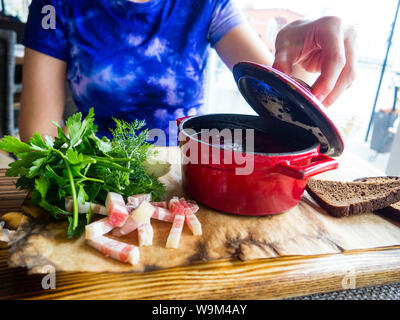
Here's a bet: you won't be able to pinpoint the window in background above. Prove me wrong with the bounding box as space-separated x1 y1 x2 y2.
266 18 278 44
2 0 29 22
206 0 400 175
205 6 303 115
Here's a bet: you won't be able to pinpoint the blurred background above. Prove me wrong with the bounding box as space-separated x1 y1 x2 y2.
1 0 400 175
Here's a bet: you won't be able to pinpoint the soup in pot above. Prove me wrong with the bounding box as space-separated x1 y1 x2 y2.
194 129 297 154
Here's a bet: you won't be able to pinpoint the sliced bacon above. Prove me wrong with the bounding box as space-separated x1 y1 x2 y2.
130 201 155 224
151 206 175 222
165 213 185 249
180 198 202 236
112 201 154 237
127 194 151 208
111 218 139 237
185 199 199 214
165 198 186 248
85 217 115 240
87 235 140 265
65 197 107 215
106 192 129 227
86 194 201 255
184 212 202 236
169 197 184 215
150 201 168 209
137 223 153 246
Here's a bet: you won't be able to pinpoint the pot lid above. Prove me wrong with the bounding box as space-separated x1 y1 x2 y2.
233 62 344 157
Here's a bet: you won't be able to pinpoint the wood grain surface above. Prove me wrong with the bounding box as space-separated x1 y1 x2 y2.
1 244 400 300
0 169 27 215
1 150 400 300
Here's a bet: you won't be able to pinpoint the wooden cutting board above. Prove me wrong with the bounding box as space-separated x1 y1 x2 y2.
1 147 400 299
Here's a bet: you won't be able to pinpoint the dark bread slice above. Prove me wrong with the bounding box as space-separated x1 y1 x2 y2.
353 176 400 221
353 176 400 183
377 202 400 221
305 178 400 217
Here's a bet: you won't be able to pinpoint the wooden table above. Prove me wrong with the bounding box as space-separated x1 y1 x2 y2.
1 151 400 300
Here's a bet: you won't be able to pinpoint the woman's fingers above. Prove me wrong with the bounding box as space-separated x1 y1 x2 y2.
311 17 347 102
321 59 357 107
311 48 346 102
272 16 357 107
272 21 304 75
272 44 300 75
321 27 358 106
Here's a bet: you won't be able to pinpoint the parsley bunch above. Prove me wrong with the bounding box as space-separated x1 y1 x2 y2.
0 108 165 238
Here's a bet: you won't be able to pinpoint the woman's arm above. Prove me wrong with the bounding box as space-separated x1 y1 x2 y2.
214 23 274 71
19 48 67 142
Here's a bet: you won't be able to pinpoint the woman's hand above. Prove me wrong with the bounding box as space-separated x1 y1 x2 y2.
272 16 358 107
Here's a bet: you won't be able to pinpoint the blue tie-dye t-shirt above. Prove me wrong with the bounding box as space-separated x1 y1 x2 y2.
23 0 245 144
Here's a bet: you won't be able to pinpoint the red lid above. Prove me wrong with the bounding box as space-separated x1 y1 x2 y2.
233 62 344 157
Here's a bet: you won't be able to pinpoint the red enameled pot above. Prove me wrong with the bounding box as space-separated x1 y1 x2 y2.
177 62 344 216
177 114 338 216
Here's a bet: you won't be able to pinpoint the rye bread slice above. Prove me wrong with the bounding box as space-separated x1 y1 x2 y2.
305 178 400 217
376 202 400 221
353 176 400 183
353 176 400 221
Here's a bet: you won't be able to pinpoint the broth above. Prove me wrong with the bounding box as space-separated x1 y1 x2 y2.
182 114 319 155
195 129 296 154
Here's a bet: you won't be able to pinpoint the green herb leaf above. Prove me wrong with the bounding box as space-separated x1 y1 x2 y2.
28 156 47 178
44 135 54 148
85 182 102 202
44 164 65 188
29 132 50 151
65 149 84 165
0 136 32 157
5 151 47 177
39 199 71 219
66 107 97 147
67 215 86 239
77 184 88 205
86 204 93 225
52 121 69 149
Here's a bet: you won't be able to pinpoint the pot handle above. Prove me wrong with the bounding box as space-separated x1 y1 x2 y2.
275 154 338 180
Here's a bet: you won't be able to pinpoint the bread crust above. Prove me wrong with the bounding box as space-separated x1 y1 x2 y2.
353 177 400 221
306 178 400 217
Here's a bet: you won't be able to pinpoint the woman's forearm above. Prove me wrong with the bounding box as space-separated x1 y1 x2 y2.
19 48 66 142
214 23 274 71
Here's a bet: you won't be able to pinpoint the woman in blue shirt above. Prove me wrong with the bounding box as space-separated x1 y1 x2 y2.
19 0 357 144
